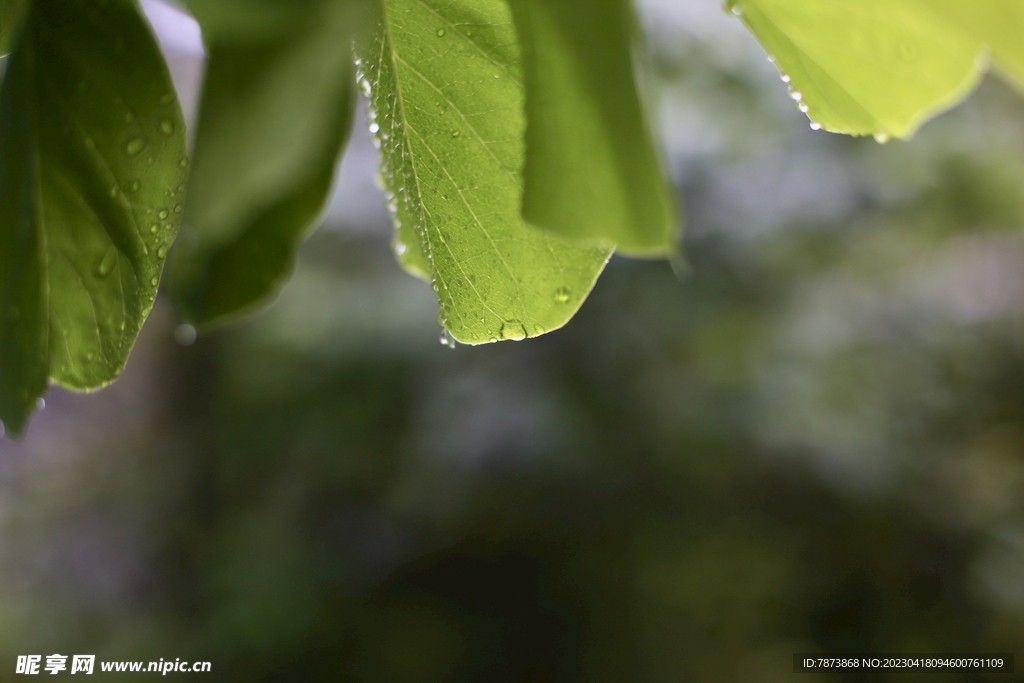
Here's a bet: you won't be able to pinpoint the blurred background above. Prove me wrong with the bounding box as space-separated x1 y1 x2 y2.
2 1 1024 680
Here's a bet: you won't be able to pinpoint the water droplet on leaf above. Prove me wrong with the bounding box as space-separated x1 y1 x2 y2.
126 137 146 156
95 249 116 277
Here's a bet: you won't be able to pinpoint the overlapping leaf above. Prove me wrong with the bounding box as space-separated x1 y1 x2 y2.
171 0 357 327
358 0 612 344
0 0 187 436
509 0 677 256
731 0 1024 139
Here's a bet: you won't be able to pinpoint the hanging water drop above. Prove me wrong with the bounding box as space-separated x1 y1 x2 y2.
439 329 456 348
810 122 821 130
175 324 197 346
781 74 790 83
873 131 890 143
395 241 407 255
798 102 809 113
789 90 802 101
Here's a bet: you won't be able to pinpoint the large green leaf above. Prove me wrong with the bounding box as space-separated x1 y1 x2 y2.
0 0 27 54
509 0 677 256
730 0 1024 139
0 0 187 437
357 0 612 344
170 0 357 327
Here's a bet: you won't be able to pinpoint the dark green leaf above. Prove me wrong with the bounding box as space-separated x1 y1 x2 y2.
509 0 677 256
0 0 187 437
169 0 357 327
0 0 27 54
358 0 612 344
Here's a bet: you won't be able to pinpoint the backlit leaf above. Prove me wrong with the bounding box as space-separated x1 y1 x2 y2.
731 0 1024 139
357 0 612 344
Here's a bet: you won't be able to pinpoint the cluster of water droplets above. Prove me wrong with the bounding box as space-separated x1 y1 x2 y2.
355 52 449 339
759 58 822 131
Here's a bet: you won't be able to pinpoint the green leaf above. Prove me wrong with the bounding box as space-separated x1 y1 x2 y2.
0 0 27 54
357 0 612 344
731 0 1024 139
169 0 357 327
184 0 312 43
0 0 187 437
509 0 677 256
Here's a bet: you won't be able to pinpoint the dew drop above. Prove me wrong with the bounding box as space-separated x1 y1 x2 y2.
160 120 175 136
789 90 802 101
150 276 159 286
781 74 790 83
160 93 174 105
125 111 136 123
179 158 188 169
36 398 45 410
95 249 117 278
437 28 446 36
554 287 570 303
798 102 809 113
126 137 146 156
873 131 890 143
451 130 460 138
499 321 527 341
173 203 183 213
175 324 197 346
150 224 159 234
731 5 743 15
108 184 119 198
158 209 169 219
157 246 168 258
129 180 141 192
395 241 407 255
